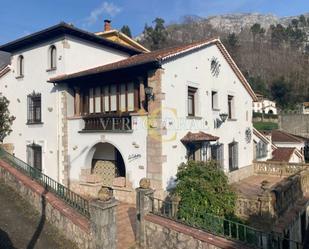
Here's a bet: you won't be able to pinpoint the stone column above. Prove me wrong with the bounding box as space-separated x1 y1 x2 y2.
136 178 154 248
90 196 118 249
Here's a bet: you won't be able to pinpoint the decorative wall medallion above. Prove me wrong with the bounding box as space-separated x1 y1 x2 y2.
245 127 252 143
210 57 221 77
48 107 53 112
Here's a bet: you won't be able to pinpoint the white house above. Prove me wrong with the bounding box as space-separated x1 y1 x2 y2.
253 128 304 163
253 128 275 161
253 93 277 115
0 22 141 185
302 102 309 114
0 23 257 202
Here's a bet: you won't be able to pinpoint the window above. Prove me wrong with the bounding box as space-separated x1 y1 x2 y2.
211 91 219 110
76 82 139 115
228 141 238 171
27 92 41 124
186 142 209 162
211 143 224 169
188 87 197 116
49 45 57 69
255 141 267 159
17 55 24 77
27 144 42 171
228 95 235 119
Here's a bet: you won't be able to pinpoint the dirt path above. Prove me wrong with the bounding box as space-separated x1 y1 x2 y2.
0 179 78 249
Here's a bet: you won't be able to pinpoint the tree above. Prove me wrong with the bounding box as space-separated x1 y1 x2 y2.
250 23 265 44
0 95 14 142
120 25 132 38
299 15 307 27
142 17 168 50
174 160 236 223
270 77 291 108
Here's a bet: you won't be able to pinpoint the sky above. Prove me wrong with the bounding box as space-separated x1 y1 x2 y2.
0 0 309 44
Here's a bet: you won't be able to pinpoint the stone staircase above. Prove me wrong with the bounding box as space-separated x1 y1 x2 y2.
116 202 136 249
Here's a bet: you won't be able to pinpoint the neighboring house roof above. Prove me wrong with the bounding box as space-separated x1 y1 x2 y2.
181 131 219 143
268 147 296 162
0 51 10 70
49 38 257 101
0 22 142 55
96 29 150 52
0 66 10 78
272 130 305 144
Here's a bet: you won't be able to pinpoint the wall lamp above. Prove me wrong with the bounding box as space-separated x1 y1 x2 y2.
145 86 155 101
216 113 228 128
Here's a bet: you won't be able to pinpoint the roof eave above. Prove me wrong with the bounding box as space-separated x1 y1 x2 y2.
49 60 161 84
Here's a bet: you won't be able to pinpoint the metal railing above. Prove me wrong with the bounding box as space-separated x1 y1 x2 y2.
150 196 303 249
0 148 90 218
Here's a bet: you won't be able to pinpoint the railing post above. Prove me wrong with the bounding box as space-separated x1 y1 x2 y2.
136 178 154 249
89 187 118 249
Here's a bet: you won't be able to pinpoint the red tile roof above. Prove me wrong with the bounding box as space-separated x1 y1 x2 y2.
272 130 305 143
268 147 296 162
49 38 257 101
181 131 219 143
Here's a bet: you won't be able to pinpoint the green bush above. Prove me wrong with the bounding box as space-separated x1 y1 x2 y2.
174 160 236 224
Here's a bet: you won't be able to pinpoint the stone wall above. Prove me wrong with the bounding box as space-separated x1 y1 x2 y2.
0 160 92 249
146 69 166 192
279 114 309 138
228 164 253 183
144 214 251 249
0 159 118 249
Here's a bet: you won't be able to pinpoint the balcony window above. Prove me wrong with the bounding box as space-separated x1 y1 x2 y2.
76 82 139 116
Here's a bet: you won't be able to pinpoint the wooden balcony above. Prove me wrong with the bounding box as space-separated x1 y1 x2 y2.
81 114 132 132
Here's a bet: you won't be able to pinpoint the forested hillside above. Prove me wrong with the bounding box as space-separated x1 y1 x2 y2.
136 14 309 110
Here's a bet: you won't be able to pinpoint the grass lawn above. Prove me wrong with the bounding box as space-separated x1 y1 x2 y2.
253 122 278 131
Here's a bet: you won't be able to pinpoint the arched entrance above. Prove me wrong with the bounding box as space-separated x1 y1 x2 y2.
90 142 126 187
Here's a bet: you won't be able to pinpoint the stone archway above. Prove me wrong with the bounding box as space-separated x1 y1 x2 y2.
90 142 126 187
88 142 126 188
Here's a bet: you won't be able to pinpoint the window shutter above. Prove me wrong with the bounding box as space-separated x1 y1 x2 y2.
104 86 109 112
89 88 94 113
127 83 134 111
95 87 101 113
120 84 126 112
110 85 117 111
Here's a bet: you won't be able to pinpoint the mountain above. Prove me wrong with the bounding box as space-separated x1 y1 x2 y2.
205 13 279 33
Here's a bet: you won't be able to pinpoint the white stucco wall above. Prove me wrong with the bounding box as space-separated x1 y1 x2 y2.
160 44 254 189
0 35 130 182
66 115 148 188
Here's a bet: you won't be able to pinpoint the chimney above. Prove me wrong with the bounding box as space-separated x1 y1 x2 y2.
104 19 111 32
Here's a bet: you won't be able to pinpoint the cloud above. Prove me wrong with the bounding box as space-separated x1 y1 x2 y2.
85 2 122 26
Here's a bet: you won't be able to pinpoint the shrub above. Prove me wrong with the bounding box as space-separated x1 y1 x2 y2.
174 160 236 225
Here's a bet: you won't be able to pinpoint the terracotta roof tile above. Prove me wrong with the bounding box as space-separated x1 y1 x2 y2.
49 38 257 101
181 131 219 143
272 130 305 143
268 147 295 162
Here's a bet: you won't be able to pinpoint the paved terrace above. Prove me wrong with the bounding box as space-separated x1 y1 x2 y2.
0 179 78 249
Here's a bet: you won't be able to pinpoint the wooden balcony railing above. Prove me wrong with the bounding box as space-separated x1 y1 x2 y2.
82 114 132 132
